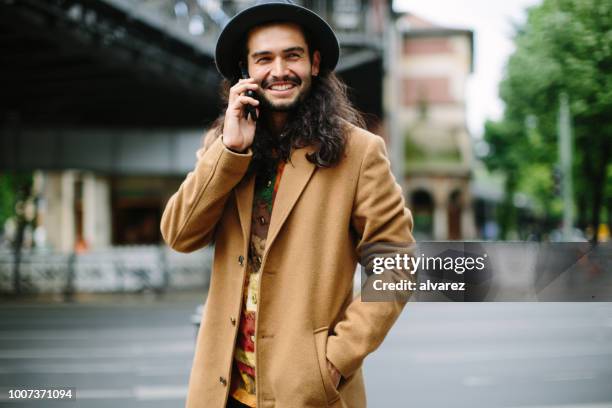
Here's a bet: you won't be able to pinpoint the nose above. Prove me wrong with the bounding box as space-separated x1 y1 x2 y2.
270 56 288 77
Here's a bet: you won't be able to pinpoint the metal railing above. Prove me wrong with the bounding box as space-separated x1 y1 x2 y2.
115 0 386 47
0 245 212 296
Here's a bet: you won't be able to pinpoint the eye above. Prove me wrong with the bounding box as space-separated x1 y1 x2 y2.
256 57 271 63
287 53 301 59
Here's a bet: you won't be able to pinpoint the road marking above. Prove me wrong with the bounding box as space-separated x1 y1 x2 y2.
410 345 612 364
0 362 188 375
544 372 596 382
390 318 612 338
134 385 188 400
72 389 133 400
76 386 188 401
462 376 495 387
506 403 612 408
0 327 193 340
0 341 194 359
0 385 190 401
460 371 598 388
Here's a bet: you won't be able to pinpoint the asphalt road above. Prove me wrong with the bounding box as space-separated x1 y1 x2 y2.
365 302 612 408
1 296 611 407
0 294 199 408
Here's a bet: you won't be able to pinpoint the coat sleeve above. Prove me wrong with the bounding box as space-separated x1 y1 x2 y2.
160 133 252 253
326 134 415 379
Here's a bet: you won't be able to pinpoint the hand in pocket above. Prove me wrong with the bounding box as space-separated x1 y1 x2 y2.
326 359 341 389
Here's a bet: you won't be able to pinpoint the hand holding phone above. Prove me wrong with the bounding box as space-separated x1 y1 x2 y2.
240 62 259 122
221 63 260 152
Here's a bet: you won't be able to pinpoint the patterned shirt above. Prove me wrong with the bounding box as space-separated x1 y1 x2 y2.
230 160 285 407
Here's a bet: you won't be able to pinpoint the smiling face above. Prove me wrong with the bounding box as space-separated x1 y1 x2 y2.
246 22 321 112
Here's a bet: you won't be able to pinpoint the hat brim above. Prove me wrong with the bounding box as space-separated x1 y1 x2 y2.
215 3 340 80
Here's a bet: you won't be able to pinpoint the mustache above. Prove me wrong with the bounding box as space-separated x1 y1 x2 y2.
261 75 301 89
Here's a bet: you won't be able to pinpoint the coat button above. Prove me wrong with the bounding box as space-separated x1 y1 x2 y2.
230 317 236 326
238 255 244 266
219 376 227 386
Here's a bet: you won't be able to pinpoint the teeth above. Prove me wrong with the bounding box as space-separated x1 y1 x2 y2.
270 84 294 91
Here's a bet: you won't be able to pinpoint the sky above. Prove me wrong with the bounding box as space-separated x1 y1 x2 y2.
393 0 542 137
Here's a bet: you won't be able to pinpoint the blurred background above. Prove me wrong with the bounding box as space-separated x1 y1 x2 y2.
0 0 610 407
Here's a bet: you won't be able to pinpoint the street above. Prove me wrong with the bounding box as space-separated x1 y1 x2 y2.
367 302 612 407
1 297 611 407
0 294 199 408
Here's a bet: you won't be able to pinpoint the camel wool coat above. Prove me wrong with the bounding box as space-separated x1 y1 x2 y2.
160 123 415 408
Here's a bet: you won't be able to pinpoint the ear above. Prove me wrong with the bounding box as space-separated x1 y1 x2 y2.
311 50 321 77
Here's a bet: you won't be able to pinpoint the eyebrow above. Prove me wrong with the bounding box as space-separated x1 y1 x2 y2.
250 46 306 58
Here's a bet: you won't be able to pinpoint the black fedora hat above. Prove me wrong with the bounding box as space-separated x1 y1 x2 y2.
215 0 340 80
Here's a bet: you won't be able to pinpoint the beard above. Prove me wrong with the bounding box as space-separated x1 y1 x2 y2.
215 70 357 178
259 95 302 112
258 74 311 112
246 73 319 177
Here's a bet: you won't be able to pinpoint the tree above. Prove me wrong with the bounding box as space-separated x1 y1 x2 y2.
0 172 34 294
484 0 611 242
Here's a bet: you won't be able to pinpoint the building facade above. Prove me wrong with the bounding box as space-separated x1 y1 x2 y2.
396 13 476 240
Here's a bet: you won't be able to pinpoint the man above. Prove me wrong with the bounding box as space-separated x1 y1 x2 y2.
160 1 415 407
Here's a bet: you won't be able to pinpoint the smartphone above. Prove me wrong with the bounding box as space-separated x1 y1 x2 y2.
239 62 258 121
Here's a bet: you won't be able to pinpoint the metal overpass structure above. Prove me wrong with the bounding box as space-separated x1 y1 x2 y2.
1 0 390 174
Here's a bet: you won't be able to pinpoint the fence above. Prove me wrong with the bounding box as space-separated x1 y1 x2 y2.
0 245 212 295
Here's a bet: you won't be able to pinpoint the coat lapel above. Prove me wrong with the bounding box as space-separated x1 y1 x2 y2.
265 146 317 255
235 174 255 242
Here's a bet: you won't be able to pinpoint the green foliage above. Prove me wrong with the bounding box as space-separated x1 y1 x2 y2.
404 133 462 164
404 135 426 160
0 173 34 233
518 163 556 217
484 0 611 240
0 175 14 229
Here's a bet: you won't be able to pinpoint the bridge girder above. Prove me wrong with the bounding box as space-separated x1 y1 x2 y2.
0 0 385 132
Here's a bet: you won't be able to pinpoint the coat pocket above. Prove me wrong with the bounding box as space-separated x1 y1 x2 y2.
313 327 341 405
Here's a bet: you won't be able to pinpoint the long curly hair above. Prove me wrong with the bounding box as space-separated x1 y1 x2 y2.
208 70 365 176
